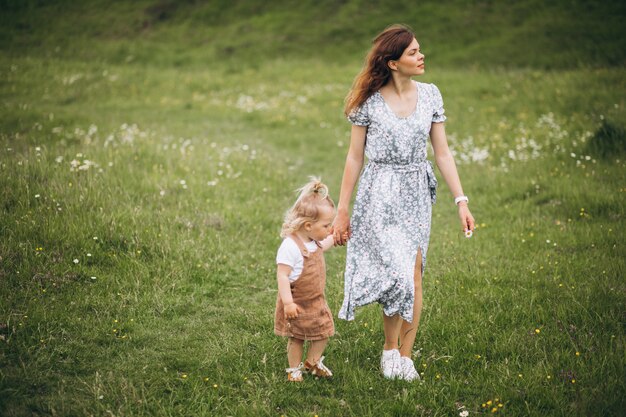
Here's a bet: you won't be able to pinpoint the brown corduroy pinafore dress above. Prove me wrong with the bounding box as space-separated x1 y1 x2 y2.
274 235 335 341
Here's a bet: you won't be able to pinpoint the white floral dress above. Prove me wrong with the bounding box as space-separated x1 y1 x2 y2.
338 81 446 323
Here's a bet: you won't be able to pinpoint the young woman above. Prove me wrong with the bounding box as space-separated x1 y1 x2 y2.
333 24 475 381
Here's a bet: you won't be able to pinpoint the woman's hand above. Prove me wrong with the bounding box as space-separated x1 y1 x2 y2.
333 209 351 246
284 302 300 320
457 203 475 233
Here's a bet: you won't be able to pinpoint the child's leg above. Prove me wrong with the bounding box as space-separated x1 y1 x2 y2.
305 338 329 364
304 338 333 377
287 337 304 368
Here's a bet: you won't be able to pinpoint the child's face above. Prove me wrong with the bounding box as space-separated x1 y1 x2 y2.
305 205 335 241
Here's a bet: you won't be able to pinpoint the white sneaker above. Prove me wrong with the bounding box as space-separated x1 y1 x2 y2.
380 349 401 379
399 356 421 382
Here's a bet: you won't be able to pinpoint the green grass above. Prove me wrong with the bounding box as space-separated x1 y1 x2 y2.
1 0 625 69
1 1 626 416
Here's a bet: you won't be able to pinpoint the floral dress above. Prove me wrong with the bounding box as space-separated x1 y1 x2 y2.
338 81 446 323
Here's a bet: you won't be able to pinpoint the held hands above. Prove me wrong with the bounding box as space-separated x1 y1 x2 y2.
332 210 351 246
457 202 475 236
283 302 301 320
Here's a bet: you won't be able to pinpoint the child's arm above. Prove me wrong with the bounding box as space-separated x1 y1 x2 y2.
320 235 335 252
277 263 300 319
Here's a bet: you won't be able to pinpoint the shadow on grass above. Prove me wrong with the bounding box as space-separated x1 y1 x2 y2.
586 120 626 159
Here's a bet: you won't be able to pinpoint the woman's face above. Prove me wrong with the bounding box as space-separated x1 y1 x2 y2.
392 38 425 76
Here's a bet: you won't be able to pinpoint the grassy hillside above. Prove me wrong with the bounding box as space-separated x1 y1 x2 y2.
1 0 625 69
0 1 625 416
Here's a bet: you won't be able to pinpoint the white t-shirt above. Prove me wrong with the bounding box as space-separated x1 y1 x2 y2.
276 235 333 282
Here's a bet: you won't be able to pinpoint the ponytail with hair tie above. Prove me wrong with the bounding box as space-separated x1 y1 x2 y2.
296 177 329 202
280 177 335 238
311 181 329 200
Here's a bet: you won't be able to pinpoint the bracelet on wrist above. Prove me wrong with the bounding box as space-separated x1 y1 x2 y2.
454 195 469 205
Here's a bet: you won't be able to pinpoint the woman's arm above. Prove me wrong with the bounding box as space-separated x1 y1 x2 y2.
334 125 367 245
430 122 475 232
277 264 299 319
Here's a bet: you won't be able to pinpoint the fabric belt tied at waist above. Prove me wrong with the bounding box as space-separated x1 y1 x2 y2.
368 159 438 205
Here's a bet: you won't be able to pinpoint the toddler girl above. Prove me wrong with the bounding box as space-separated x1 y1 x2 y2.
274 177 336 382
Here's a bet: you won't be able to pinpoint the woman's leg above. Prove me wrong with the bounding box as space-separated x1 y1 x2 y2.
381 312 403 379
287 337 304 367
399 249 423 357
306 338 329 363
383 313 403 350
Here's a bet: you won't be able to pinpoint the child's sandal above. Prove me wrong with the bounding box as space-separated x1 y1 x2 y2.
304 356 333 378
286 363 304 382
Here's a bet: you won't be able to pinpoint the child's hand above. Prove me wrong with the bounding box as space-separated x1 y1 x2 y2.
333 211 351 246
284 302 301 320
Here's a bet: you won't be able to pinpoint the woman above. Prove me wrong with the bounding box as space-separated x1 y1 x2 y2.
333 24 475 381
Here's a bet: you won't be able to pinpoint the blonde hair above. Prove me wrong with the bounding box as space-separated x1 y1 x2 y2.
280 177 335 238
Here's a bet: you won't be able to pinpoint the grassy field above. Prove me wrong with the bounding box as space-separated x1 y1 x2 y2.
1 1 625 416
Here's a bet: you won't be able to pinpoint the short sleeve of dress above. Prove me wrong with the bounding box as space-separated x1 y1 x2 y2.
347 100 370 126
431 83 446 123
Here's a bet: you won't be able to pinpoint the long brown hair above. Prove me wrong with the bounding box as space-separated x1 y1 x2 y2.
344 24 416 116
